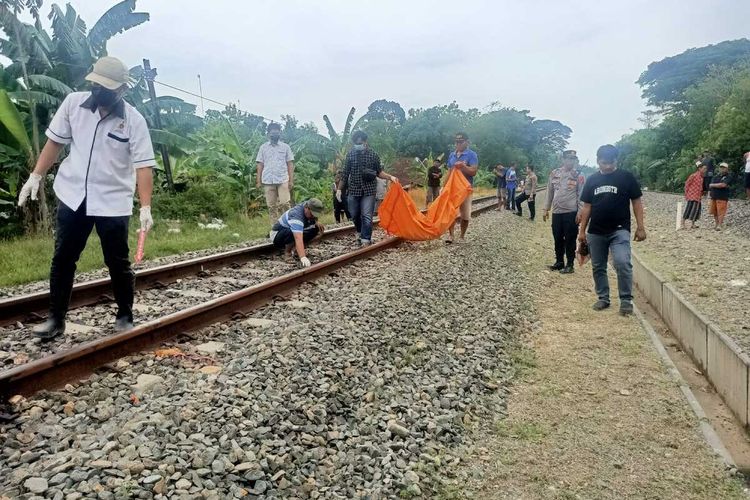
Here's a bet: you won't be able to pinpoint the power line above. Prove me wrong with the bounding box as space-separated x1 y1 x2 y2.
153 79 274 123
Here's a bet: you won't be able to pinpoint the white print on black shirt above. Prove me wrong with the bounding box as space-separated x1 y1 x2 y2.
594 185 618 195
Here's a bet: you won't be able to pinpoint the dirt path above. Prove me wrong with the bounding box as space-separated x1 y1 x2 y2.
447 209 746 499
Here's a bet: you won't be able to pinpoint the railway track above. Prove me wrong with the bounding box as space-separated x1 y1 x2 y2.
0 195 498 403
0 195 496 327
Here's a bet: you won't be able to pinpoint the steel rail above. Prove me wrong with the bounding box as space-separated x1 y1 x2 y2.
0 195 496 326
0 197 500 401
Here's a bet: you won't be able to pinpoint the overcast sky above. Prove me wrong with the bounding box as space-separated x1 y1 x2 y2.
70 0 750 164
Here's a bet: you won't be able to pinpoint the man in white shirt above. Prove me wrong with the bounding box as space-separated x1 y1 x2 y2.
256 123 295 223
17 56 155 340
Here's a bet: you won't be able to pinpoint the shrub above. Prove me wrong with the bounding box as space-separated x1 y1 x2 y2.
152 182 242 220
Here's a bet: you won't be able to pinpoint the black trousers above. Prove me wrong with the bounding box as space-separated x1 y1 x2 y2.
272 226 320 249
515 192 536 219
333 195 350 223
551 211 578 267
50 200 133 322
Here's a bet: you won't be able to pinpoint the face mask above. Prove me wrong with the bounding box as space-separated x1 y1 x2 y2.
269 132 280 142
91 86 121 108
353 144 365 151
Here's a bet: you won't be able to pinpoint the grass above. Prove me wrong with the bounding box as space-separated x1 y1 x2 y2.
0 213 339 288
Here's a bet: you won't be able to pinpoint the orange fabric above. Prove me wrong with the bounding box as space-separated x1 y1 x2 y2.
379 168 472 240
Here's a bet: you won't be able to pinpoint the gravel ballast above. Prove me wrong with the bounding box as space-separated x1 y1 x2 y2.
0 210 530 498
637 191 750 352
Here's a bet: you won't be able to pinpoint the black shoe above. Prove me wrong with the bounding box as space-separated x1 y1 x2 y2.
32 318 66 341
515 212 522 217
114 317 134 332
559 266 574 274
619 302 634 316
548 262 564 271
592 300 610 311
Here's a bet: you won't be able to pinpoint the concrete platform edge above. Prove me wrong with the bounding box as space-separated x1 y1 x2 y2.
634 305 736 469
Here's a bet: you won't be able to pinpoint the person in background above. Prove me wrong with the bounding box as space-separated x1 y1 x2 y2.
543 150 585 274
256 122 295 223
494 163 507 211
446 132 479 243
700 150 715 196
332 170 349 223
338 131 398 246
743 151 750 199
578 145 646 316
425 159 442 208
17 56 155 340
515 164 538 220
270 198 325 267
681 161 706 229
374 176 388 215
505 162 518 211
708 162 733 231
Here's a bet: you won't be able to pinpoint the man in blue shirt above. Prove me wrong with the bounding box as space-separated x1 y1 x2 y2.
446 131 479 243
505 162 518 210
270 198 325 267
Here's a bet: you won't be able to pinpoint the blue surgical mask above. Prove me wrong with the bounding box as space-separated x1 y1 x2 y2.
353 144 365 152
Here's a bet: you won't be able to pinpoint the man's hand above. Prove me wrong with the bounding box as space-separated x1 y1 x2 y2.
542 210 549 222
299 256 311 268
140 206 153 232
634 227 647 242
336 190 342 203
256 178 261 188
288 180 294 190
389 175 399 184
316 222 325 234
577 231 587 243
18 173 42 206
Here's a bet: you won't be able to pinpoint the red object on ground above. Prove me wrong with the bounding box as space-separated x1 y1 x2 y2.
135 229 147 264
379 168 472 241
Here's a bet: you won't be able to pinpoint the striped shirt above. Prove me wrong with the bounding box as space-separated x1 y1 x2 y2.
273 201 316 233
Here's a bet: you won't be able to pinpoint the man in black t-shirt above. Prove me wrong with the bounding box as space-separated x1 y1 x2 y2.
708 162 733 230
701 151 715 194
578 145 647 316
425 159 442 208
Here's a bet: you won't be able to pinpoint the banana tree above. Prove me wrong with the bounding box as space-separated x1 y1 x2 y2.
0 88 49 231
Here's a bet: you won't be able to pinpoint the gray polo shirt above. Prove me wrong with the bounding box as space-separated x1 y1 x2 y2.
256 141 294 185
544 167 584 214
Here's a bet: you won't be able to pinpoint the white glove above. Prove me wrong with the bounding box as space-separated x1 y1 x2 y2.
300 256 311 268
18 173 42 207
139 206 153 232
336 190 342 203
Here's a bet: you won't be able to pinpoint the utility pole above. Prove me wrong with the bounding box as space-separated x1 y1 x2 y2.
197 74 205 115
143 58 174 190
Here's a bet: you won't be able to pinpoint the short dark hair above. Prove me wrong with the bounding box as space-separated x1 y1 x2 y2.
267 122 281 132
351 130 367 143
527 164 535 171
596 144 618 164
455 131 469 141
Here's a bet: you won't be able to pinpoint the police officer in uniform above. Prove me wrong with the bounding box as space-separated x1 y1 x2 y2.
18 56 155 340
543 150 584 274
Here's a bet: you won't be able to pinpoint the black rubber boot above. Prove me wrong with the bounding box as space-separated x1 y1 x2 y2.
32 318 66 341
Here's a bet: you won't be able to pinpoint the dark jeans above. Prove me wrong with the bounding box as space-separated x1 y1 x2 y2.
587 230 633 304
551 211 578 267
348 194 376 242
506 187 516 210
333 195 350 223
50 200 133 322
515 192 535 219
272 225 320 249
